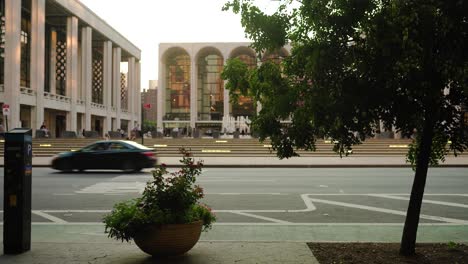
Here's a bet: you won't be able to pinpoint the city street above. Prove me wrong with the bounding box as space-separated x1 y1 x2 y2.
1 167 467 226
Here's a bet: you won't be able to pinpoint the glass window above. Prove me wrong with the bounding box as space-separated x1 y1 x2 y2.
231 54 256 118
165 51 191 121
82 142 109 151
197 53 224 121
109 142 129 150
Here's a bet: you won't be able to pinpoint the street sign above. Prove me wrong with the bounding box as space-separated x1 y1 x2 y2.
143 103 152 109
3 104 10 116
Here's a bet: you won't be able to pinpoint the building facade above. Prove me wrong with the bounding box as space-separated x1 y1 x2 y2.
157 42 290 135
0 0 141 137
142 84 157 123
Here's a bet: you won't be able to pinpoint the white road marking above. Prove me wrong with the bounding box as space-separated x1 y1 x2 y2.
232 212 292 224
307 197 468 224
207 193 284 195
53 193 76 196
76 181 146 194
198 180 276 182
32 211 68 224
368 194 468 208
319 185 328 188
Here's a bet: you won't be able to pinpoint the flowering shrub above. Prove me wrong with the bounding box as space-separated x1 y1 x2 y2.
103 148 216 242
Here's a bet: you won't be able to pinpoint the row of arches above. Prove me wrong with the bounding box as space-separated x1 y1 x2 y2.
161 46 289 122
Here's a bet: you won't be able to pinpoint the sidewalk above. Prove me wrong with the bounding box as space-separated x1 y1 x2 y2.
2 224 467 263
2 155 467 167
0 241 319 264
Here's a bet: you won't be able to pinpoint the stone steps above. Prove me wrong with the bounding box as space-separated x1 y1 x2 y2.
1 138 462 157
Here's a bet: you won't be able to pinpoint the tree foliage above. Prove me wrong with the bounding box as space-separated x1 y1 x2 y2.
222 0 468 162
222 0 468 256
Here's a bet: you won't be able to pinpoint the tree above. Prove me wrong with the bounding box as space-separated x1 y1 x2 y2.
222 0 468 256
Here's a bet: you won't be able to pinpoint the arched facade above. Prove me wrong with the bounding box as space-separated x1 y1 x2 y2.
157 42 292 136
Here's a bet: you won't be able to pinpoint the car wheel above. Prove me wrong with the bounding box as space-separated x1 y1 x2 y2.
121 161 135 173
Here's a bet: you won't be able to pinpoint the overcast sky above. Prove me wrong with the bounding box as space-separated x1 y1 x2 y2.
78 0 279 90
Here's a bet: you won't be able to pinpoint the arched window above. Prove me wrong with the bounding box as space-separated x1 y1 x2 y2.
197 51 223 121
164 49 191 121
231 51 256 118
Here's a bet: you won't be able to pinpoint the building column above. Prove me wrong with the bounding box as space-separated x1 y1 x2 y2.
223 80 230 116
81 27 92 130
136 61 141 126
128 57 135 129
113 47 121 129
31 0 45 130
190 57 196 129
49 29 57 94
66 16 78 132
4 0 22 129
157 58 164 131
103 41 112 134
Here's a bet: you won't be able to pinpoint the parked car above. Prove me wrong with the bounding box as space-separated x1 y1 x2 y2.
51 140 156 172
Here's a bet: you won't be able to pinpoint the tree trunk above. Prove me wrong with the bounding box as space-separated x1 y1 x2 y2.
399 120 434 256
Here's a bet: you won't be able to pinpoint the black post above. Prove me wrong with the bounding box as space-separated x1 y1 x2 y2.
3 128 33 254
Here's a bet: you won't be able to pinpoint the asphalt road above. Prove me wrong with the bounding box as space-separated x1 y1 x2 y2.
1 167 467 225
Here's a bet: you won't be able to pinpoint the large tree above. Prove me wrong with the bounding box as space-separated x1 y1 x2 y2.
222 0 468 256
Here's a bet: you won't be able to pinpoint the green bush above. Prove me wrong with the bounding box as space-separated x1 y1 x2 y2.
103 148 216 242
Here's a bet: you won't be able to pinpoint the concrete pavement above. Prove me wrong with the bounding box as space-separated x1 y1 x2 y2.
2 155 468 167
1 156 467 263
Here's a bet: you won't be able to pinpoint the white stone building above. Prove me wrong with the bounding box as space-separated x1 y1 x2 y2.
157 42 290 135
0 0 141 137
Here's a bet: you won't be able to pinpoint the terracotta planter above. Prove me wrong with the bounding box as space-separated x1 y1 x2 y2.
134 220 203 257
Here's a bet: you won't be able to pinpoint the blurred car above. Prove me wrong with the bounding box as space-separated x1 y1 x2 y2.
51 140 156 172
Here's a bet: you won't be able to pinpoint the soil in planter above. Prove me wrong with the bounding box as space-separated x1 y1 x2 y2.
308 242 468 264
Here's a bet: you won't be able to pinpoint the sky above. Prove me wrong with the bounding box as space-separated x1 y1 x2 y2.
78 0 281 90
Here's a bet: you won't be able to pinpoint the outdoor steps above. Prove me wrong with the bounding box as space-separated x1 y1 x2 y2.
0 138 465 157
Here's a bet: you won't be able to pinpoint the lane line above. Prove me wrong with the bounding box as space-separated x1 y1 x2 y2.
369 194 468 208
306 193 468 196
231 212 292 224
32 211 68 224
307 197 468 224
206 193 284 195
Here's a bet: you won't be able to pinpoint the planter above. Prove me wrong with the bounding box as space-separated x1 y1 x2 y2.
134 220 203 257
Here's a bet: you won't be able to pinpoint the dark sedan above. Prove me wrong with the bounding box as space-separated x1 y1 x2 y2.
51 140 157 172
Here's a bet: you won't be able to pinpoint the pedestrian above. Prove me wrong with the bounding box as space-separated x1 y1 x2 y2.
40 122 50 138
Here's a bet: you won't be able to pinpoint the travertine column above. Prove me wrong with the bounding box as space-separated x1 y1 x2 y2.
81 27 92 130
113 47 121 129
103 41 112 133
223 58 230 118
49 29 57 94
66 16 78 132
136 61 141 126
190 57 196 128
31 0 45 130
128 57 136 128
4 0 22 129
